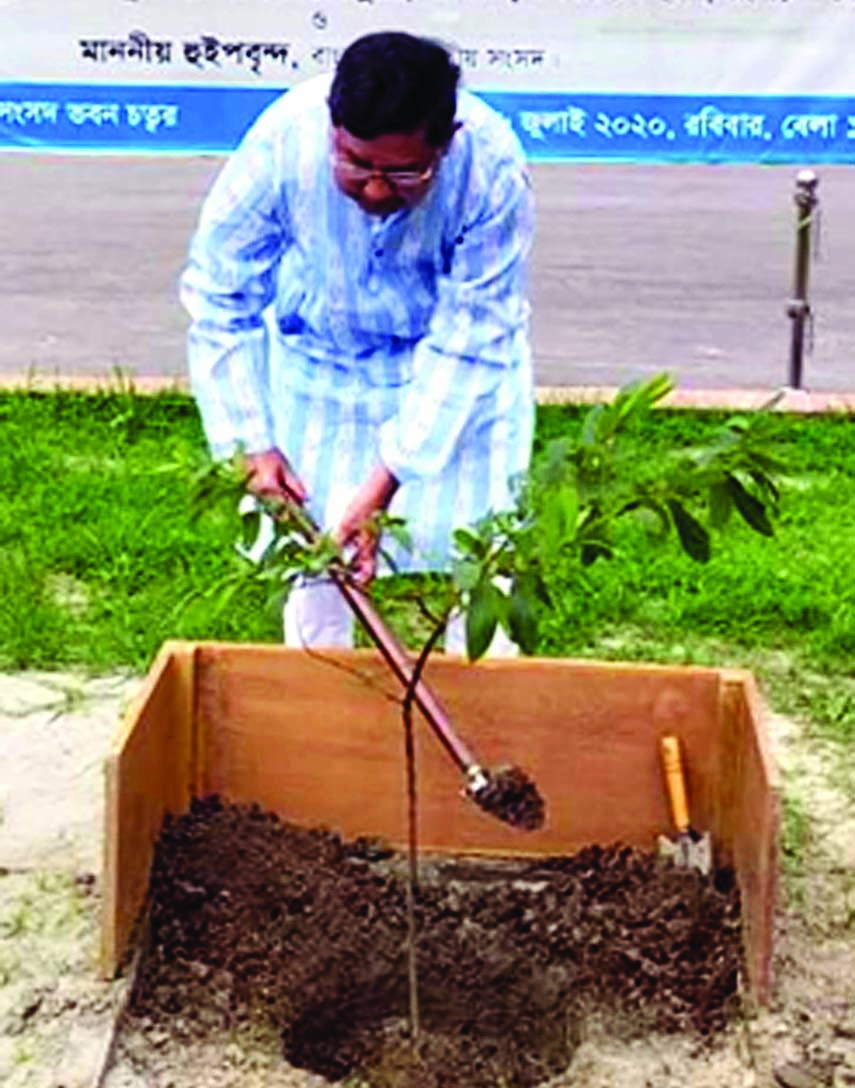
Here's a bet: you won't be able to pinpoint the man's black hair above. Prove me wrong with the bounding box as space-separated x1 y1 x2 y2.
329 32 460 147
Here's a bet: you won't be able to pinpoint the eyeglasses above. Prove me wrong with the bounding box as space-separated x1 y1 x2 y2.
331 155 434 192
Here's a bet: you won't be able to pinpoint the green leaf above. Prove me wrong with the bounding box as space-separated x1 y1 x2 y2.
382 518 413 553
749 469 780 506
666 499 711 563
313 532 341 563
620 496 670 537
508 582 539 655
451 557 481 593
302 554 330 576
612 372 674 425
465 580 501 660
558 483 579 541
643 372 676 407
453 527 487 559
726 476 774 536
540 481 578 557
708 479 732 529
748 451 788 476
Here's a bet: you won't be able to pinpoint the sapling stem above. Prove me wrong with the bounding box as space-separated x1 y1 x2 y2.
401 617 448 1046
402 703 420 1042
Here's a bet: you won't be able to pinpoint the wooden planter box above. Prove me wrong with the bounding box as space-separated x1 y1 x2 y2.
103 640 780 1003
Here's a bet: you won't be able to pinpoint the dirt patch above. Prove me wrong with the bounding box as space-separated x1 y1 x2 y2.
0 671 138 1088
120 796 742 1087
753 714 855 1088
0 869 121 1087
0 671 137 873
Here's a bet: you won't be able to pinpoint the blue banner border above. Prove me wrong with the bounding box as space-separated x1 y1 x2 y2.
2 82 855 163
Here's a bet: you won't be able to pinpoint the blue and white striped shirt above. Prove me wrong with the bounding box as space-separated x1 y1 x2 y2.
181 76 534 567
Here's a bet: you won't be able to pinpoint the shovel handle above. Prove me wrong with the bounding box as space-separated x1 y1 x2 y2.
660 735 690 834
238 490 480 776
331 571 478 775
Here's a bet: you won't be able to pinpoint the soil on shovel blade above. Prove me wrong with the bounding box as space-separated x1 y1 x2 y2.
126 796 743 1087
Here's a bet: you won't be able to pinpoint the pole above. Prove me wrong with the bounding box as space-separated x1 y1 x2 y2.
787 170 819 390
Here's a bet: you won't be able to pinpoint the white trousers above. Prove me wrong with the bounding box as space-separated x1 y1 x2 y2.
284 578 519 658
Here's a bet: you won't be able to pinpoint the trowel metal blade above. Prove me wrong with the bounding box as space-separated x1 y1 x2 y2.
657 831 713 875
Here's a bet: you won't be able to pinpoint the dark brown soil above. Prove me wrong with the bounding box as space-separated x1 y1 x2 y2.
128 796 743 1087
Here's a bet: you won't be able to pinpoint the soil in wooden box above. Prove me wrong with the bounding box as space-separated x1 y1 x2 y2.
126 796 743 1087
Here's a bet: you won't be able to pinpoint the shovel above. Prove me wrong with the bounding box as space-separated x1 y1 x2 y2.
657 734 712 874
238 493 546 831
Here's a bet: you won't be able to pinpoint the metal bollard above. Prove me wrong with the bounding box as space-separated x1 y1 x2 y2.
786 169 819 389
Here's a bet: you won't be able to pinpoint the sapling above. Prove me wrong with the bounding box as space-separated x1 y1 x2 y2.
193 372 786 1045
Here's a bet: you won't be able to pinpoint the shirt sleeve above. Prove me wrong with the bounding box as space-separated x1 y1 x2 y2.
180 128 291 460
378 151 534 484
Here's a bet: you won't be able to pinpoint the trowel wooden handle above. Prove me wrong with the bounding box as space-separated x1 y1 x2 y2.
661 735 690 833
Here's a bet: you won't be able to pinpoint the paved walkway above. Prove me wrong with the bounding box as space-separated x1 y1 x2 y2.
2 154 855 395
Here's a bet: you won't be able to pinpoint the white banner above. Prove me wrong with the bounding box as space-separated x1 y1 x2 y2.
1 0 855 95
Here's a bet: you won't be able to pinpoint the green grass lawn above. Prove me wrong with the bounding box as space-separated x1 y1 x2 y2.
1 388 853 748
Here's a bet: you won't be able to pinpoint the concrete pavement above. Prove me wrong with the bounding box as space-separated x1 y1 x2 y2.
2 154 855 393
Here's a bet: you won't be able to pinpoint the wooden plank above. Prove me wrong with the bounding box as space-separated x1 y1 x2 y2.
195 644 724 857
101 641 196 977
719 671 780 1005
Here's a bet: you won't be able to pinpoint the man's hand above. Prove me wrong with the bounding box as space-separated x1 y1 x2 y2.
243 448 307 507
334 464 399 585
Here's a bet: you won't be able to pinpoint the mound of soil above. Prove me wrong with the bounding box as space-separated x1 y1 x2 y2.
128 796 742 1087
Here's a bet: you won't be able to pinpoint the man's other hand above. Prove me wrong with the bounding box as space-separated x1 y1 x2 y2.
243 448 307 506
334 464 400 585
